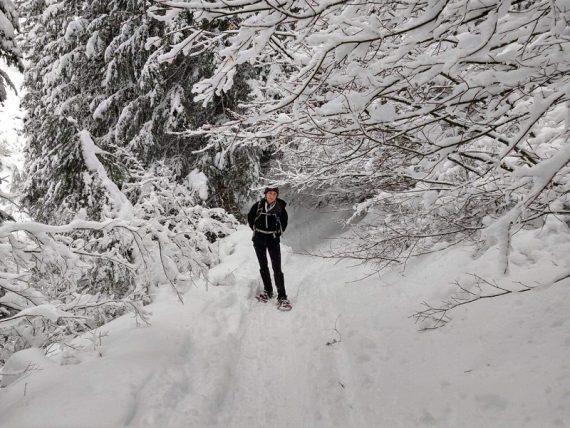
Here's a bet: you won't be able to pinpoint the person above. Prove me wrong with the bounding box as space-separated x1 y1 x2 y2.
247 186 291 310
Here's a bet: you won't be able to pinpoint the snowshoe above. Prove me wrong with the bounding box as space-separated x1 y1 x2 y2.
256 292 272 303
277 299 292 311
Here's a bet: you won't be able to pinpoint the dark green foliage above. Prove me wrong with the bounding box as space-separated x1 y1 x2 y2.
20 0 260 223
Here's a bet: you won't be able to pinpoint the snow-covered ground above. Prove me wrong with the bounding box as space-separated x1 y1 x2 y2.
0 208 569 428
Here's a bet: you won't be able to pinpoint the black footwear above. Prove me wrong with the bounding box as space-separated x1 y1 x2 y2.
256 292 273 303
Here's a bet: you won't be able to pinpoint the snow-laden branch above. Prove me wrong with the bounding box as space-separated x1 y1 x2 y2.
1 148 238 366
412 274 533 330
0 0 23 102
154 0 570 268
79 130 133 220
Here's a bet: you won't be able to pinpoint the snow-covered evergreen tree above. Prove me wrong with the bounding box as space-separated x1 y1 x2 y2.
20 0 258 223
0 0 22 103
0 0 22 225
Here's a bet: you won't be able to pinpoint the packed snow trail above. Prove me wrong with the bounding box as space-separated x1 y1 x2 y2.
125 228 378 428
1 217 570 427
219 259 373 428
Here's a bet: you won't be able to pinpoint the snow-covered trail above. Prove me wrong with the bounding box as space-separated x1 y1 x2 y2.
125 229 380 428
1 222 570 428
219 256 373 428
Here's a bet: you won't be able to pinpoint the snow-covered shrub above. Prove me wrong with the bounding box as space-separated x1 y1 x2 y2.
0 136 238 365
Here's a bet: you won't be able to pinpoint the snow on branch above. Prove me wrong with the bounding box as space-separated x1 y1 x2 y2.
79 130 133 220
155 0 570 269
412 274 533 331
0 152 238 366
0 0 23 102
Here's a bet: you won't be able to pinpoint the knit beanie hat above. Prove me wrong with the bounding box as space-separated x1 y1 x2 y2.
264 186 279 195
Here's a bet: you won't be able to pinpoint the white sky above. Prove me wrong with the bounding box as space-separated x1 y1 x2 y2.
0 59 25 185
0 59 23 136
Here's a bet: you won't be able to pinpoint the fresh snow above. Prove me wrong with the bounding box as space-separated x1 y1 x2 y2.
1 207 569 427
188 168 209 201
79 130 133 220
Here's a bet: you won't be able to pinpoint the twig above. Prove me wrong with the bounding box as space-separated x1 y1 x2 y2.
412 274 533 330
326 315 342 346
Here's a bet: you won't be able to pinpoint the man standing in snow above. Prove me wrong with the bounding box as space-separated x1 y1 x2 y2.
247 187 291 311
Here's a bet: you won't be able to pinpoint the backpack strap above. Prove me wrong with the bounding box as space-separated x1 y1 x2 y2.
253 200 264 224
273 200 283 235
252 201 263 235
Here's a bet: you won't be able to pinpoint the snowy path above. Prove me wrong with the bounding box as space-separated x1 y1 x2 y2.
124 226 385 428
126 239 378 428
1 226 570 427
220 258 372 428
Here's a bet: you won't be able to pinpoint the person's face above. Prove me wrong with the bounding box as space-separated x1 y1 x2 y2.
265 191 277 204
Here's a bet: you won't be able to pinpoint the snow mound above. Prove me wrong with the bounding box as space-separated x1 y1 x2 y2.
1 347 55 388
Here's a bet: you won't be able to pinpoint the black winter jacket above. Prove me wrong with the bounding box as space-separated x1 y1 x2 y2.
247 198 288 235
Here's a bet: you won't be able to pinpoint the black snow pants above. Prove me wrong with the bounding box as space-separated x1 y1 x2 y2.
253 233 287 300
